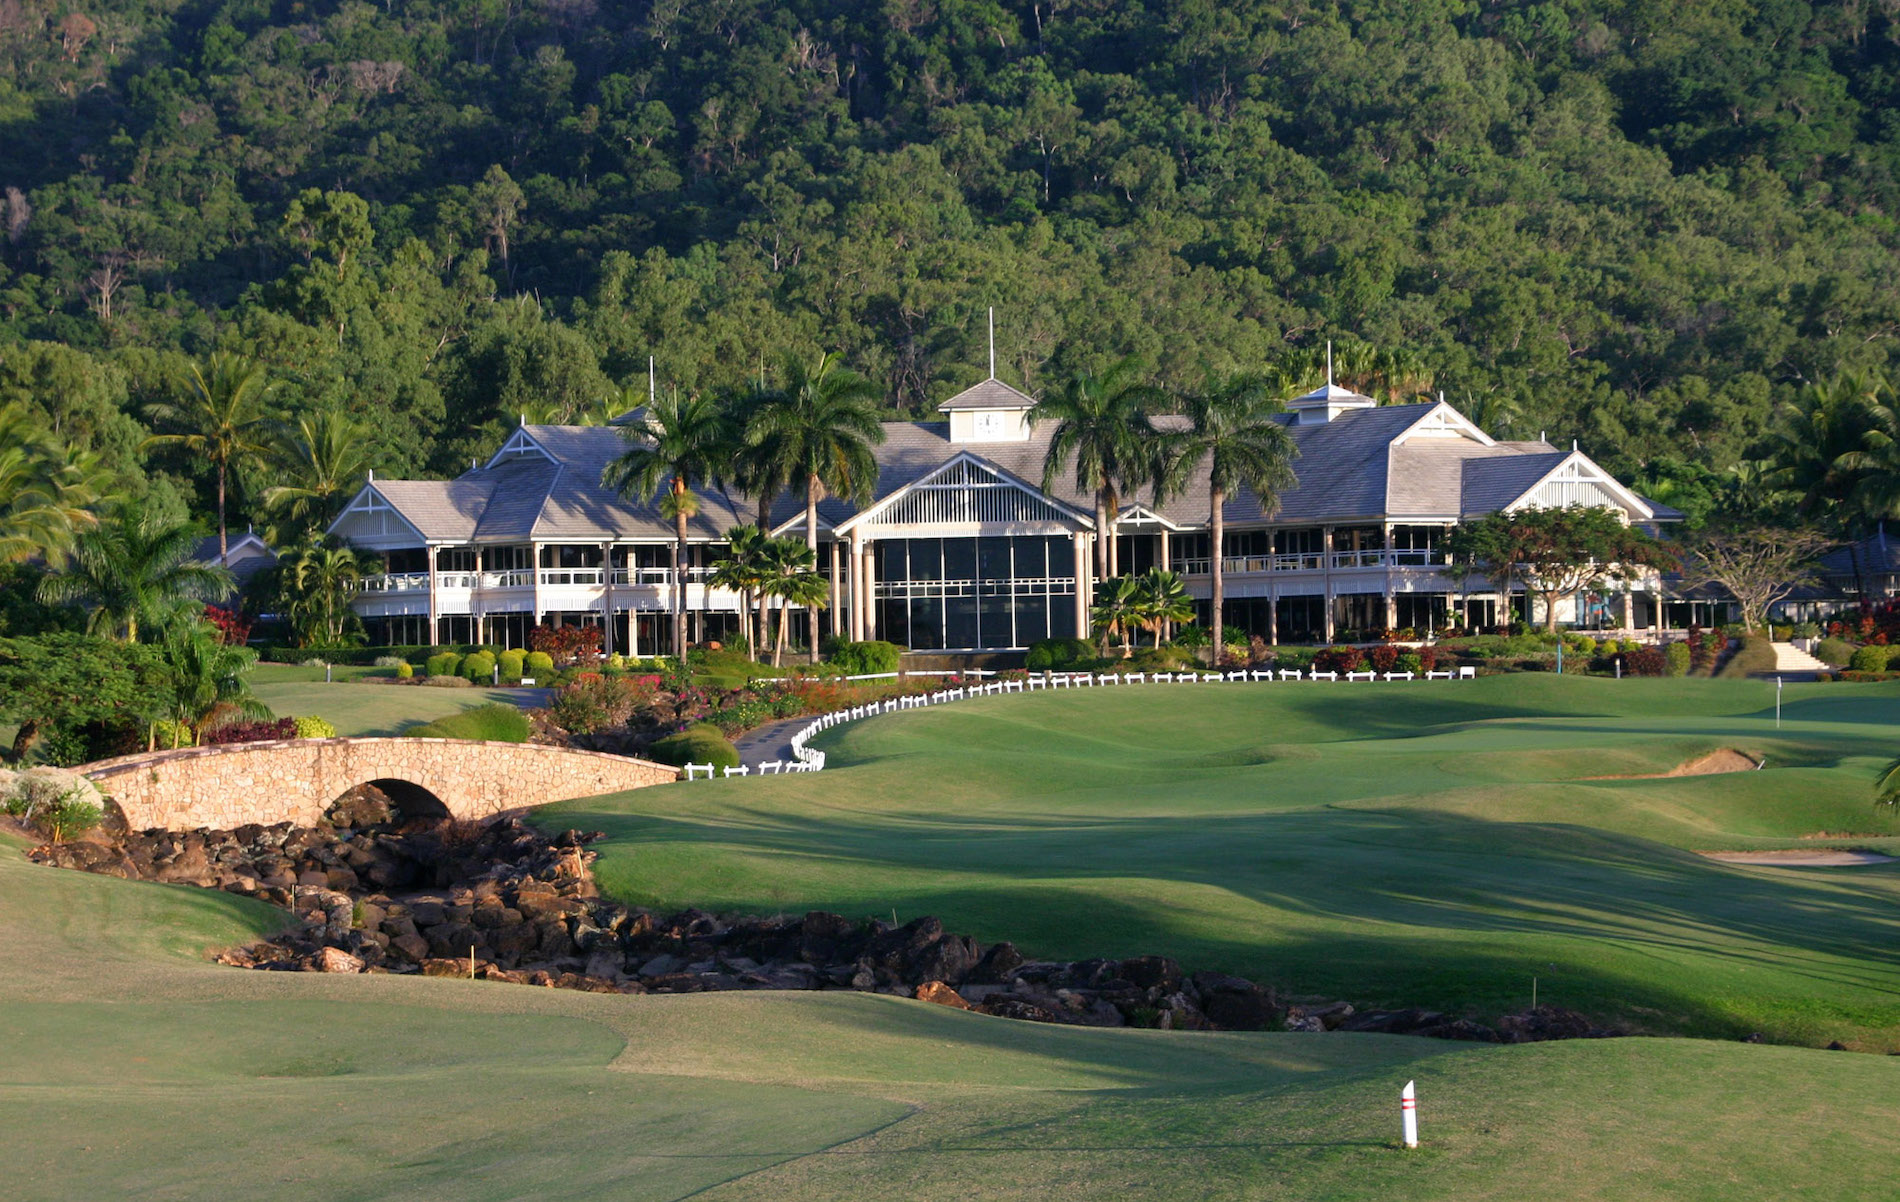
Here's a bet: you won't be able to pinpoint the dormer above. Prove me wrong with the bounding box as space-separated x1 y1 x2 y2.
940 378 1036 443
1286 381 1378 425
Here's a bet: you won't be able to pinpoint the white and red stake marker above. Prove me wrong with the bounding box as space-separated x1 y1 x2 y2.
1401 1080 1419 1148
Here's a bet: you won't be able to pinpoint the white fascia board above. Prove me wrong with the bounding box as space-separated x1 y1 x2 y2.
833 450 1096 535
1504 450 1655 521
1390 400 1496 448
1115 504 1190 531
484 427 557 469
326 482 429 544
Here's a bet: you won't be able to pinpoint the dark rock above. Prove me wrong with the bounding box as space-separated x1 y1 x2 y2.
968 941 1024 984
1337 1009 1450 1036
1495 1006 1607 1043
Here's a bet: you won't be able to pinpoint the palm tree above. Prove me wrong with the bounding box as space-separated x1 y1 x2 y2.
603 389 732 659
262 409 372 541
159 617 268 743
1034 357 1165 581
276 534 370 647
1090 575 1143 657
743 350 885 662
1156 374 1298 661
1767 373 1887 596
756 536 827 667
706 525 771 660
144 352 276 559
38 509 234 642
1132 567 1196 651
0 404 106 565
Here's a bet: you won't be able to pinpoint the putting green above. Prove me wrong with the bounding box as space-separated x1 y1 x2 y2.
546 676 1900 1048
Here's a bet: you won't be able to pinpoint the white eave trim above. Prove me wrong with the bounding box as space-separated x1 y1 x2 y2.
832 450 1097 535
1115 503 1190 531
1389 400 1496 448
1503 450 1655 521
326 482 430 543
485 427 558 468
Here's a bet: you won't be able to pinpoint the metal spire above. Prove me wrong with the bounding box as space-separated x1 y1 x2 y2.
648 355 655 404
988 306 996 379
1326 340 1334 387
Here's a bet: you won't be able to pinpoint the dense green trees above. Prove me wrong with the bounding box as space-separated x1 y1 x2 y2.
38 511 233 642
3 0 1900 537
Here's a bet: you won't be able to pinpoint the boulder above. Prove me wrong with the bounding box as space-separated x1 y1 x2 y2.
315 947 364 973
915 981 972 1010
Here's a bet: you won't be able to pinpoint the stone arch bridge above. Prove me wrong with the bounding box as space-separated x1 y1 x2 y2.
81 738 679 831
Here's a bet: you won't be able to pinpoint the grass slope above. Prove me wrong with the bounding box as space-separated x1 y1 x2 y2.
544 676 1900 1047
2 829 1898 1200
249 667 534 737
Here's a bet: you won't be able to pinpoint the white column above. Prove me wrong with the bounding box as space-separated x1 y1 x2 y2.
426 543 440 646
1322 526 1337 643
530 543 544 649
849 531 865 642
1073 530 1092 640
828 539 841 644
1158 529 1172 641
861 535 878 641
599 541 615 655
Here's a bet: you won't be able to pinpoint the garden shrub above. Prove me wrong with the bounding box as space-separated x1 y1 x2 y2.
524 651 555 677
1312 646 1365 673
649 723 741 770
395 661 413 679
1394 652 1423 674
1025 638 1095 671
1849 644 1894 673
3 768 106 841
1367 645 1401 672
1663 642 1692 677
460 650 498 682
1814 637 1856 667
828 640 903 675
404 704 530 742
201 718 300 745
372 655 405 667
549 674 656 734
421 674 473 688
151 718 195 749
498 648 527 682
292 716 338 739
1623 646 1667 676
425 651 463 677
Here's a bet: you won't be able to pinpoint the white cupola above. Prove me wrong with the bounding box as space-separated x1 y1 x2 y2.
1285 381 1378 425
940 378 1036 442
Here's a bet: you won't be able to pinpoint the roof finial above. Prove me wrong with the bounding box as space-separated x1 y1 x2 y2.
367 469 373 482
1326 340 1334 388
988 306 997 380
518 412 525 428
1438 389 1445 405
1573 439 1579 452
649 354 656 405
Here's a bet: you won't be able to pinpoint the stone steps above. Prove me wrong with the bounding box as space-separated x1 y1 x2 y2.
1771 642 1829 674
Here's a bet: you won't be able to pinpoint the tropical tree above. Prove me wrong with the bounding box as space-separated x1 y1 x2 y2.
143 352 276 559
0 404 105 565
38 510 233 642
755 535 827 667
743 350 884 663
274 534 369 647
1090 574 1144 656
1677 526 1832 633
1441 505 1674 633
262 408 373 541
602 389 731 658
1034 357 1165 580
706 525 771 660
1156 374 1298 661
1131 568 1196 651
0 633 168 764
157 617 268 743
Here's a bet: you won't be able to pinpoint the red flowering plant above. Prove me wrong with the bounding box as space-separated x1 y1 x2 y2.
204 605 251 646
529 623 603 667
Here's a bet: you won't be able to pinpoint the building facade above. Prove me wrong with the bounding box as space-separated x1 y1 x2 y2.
332 377 1676 653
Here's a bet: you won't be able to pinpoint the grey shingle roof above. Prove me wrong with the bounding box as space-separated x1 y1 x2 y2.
368 479 491 541
1458 451 1570 516
937 378 1036 411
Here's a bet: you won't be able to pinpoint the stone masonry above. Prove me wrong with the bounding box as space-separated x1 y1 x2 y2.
81 738 679 830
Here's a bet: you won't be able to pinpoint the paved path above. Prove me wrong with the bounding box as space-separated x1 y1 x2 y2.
731 715 813 769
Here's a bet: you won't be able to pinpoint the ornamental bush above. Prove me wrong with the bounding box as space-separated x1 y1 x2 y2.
649 723 741 770
404 704 530 742
201 718 300 745
421 674 473 688
1849 644 1894 673
151 718 195 749
461 650 497 681
372 655 405 667
828 640 903 675
395 661 413 679
1815 637 1856 667
1312 646 1365 673
293 715 338 739
525 651 555 677
3 767 107 842
1025 637 1094 671
498 648 527 682
1367 644 1401 672
1663 642 1692 677
425 652 463 677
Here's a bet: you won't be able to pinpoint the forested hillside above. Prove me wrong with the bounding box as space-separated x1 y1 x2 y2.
3 0 1899 522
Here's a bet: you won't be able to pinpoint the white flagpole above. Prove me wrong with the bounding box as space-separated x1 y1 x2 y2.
1401 1080 1418 1148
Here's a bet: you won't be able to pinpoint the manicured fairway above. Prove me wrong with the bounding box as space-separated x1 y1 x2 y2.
3 830 1898 1201
249 666 535 736
545 676 1900 1048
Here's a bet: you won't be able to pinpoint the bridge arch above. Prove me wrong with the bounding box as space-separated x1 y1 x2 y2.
81 738 678 831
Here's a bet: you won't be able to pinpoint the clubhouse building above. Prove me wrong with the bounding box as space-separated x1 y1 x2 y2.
330 375 1680 655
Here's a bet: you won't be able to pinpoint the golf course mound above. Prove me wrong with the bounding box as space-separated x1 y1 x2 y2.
1587 748 1762 778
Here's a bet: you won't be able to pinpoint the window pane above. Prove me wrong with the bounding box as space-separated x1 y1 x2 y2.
943 537 976 581
980 594 1014 648
880 540 908 583
1014 536 1045 579
946 594 978 648
1019 593 1052 643
910 597 944 649
1047 536 1074 579
911 539 943 582
978 537 1012 582
877 598 909 647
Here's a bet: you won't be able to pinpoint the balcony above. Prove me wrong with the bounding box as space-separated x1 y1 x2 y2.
361 572 430 594
1174 549 1449 576
611 566 714 586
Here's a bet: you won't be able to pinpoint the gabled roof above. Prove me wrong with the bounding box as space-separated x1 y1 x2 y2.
937 378 1036 411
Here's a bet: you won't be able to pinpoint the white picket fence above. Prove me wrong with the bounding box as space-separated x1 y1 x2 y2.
679 663 1477 781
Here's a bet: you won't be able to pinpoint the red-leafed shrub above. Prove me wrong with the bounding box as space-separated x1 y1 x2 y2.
204 605 251 646
529 623 603 666
1622 647 1667 676
1368 645 1401 672
200 718 299 745
1313 646 1365 673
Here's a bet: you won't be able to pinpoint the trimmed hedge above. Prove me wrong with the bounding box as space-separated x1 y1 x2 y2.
403 704 531 742
827 640 903 675
1815 637 1856 667
461 650 498 681
425 652 463 678
1849 644 1895 673
1663 642 1692 677
1024 637 1096 671
525 650 555 677
262 644 476 666
649 723 741 770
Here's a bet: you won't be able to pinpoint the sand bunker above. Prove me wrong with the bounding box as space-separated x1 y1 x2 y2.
1587 749 1761 779
1700 849 1896 867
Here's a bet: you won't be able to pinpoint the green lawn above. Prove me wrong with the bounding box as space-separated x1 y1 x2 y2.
249 666 536 736
544 676 1900 1048
3 825 1898 1200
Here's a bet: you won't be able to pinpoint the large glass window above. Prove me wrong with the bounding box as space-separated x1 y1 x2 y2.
868 535 1078 650
943 538 976 582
